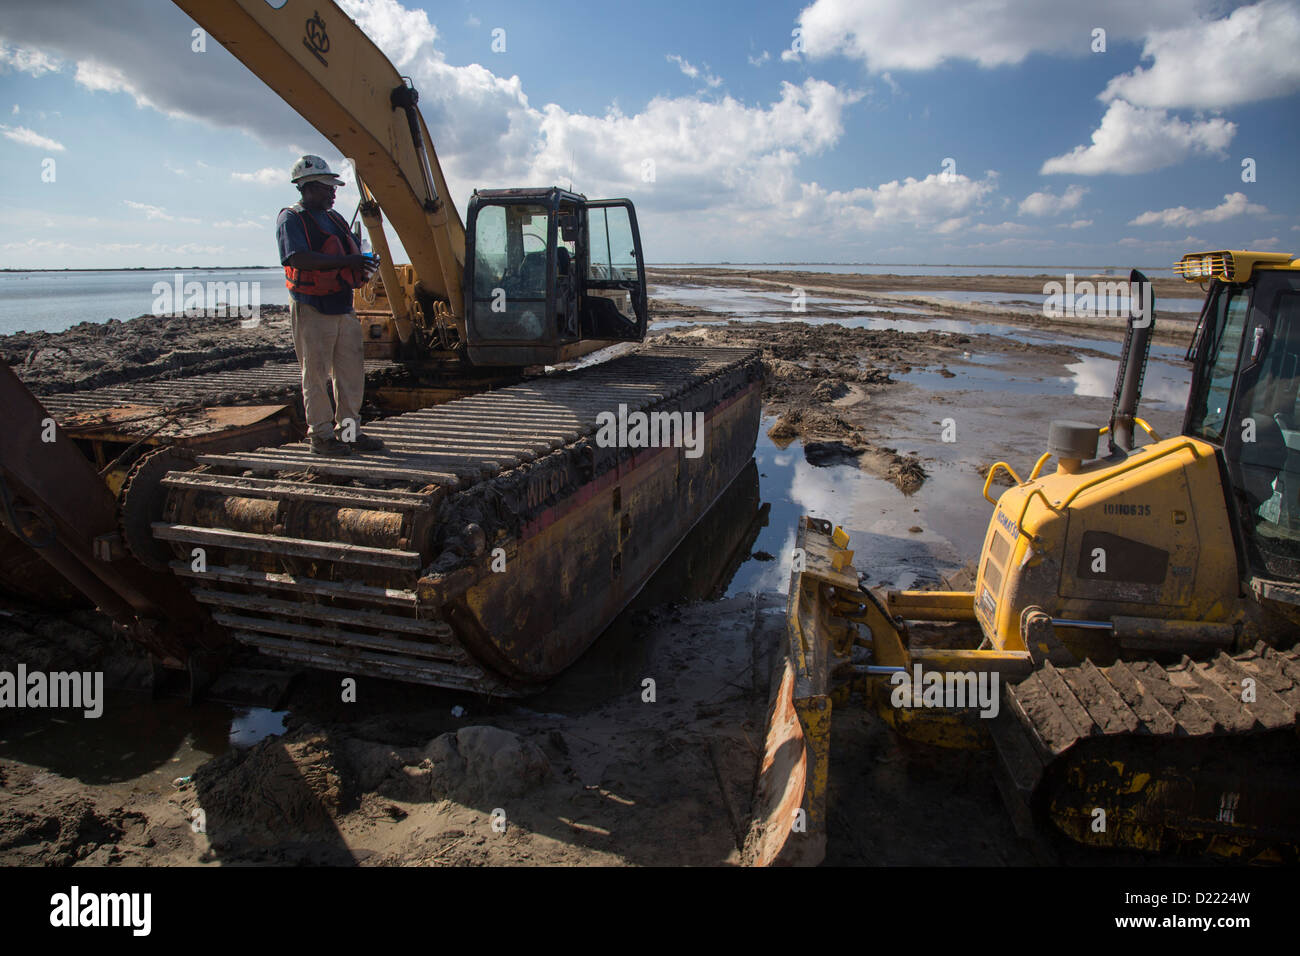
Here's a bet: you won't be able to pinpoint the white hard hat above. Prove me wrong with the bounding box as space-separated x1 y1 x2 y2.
291 155 345 187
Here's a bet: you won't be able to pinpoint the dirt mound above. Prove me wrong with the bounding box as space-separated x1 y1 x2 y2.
191 726 353 847
2 308 294 395
186 723 549 858
767 406 928 493
0 796 149 865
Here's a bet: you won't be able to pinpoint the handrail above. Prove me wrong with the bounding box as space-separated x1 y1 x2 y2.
981 461 1023 504
1027 451 1053 481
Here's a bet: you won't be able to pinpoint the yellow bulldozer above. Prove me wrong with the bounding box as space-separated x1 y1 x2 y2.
749 252 1300 864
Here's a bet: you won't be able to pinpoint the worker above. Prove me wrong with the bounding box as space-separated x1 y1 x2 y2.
277 154 384 456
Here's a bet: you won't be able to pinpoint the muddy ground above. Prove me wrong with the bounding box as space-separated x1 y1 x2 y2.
648 267 1199 344
0 273 1202 866
1 306 295 395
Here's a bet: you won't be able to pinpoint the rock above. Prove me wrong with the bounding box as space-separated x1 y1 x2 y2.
803 440 865 467
811 378 848 402
422 726 549 801
341 739 409 793
766 410 802 441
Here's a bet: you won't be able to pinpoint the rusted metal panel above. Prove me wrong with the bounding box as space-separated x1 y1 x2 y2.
0 363 222 664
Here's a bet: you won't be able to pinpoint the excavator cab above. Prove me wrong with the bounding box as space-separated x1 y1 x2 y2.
1181 252 1300 584
464 187 648 366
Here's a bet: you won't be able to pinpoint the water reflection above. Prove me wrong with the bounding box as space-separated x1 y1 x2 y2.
0 690 288 784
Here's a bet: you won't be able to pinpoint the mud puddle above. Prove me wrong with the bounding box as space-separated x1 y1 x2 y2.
0 694 287 785
650 283 937 317
876 287 1205 315
899 343 1192 411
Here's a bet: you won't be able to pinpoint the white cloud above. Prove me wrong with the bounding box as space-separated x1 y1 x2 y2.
74 59 163 111
0 40 61 76
10 104 17 115
1041 100 1234 175
667 54 722 88
232 166 284 186
789 0 1211 71
0 123 64 151
747 51 771 67
5 0 1018 259
123 200 199 224
1118 234 1206 248
801 171 998 235
1069 219 1093 229
212 219 263 230
1102 0 1300 110
0 1 320 146
1018 184 1087 216
1248 237 1281 248
1129 191 1268 228
972 220 1032 235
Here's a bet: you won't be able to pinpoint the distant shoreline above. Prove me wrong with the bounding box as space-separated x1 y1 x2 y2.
3 261 1174 273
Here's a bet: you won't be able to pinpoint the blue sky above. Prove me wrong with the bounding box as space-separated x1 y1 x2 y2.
1 0 1297 268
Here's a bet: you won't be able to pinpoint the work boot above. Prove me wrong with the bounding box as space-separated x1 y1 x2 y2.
310 434 353 457
346 431 386 452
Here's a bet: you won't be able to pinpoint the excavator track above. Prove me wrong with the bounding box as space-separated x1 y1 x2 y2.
151 345 762 695
993 645 1300 858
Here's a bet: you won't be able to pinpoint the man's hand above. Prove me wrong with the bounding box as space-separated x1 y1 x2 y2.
346 253 380 279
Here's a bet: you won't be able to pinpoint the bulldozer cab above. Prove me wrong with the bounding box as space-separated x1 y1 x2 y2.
464 187 648 366
1181 253 1300 582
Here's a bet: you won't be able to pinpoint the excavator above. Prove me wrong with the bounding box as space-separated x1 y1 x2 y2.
749 251 1300 864
0 0 762 694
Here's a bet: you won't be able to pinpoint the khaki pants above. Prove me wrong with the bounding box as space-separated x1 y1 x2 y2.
290 299 364 438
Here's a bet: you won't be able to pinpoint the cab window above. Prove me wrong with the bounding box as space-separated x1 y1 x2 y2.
1187 286 1251 444
471 202 550 341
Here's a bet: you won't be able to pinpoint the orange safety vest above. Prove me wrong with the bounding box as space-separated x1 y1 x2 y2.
282 204 365 296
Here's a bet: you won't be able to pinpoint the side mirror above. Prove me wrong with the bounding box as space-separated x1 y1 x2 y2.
559 213 578 243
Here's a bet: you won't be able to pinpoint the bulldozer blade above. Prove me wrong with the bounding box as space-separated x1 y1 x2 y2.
744 516 858 866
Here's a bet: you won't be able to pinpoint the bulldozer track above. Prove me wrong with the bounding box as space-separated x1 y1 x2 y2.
995 644 1300 854
1006 646 1300 755
152 345 762 695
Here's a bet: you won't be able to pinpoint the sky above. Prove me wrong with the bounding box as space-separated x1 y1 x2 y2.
0 0 1297 269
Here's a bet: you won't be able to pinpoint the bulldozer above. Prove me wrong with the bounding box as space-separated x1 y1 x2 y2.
0 0 762 695
749 252 1300 864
